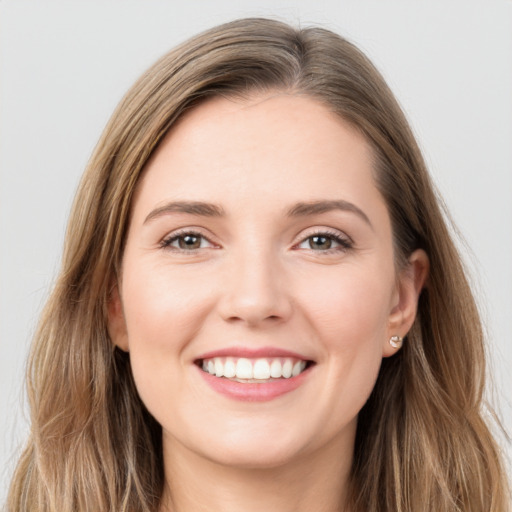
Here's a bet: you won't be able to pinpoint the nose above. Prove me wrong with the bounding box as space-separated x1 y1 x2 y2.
217 248 293 327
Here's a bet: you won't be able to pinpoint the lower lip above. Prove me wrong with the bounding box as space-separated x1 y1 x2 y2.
196 365 312 402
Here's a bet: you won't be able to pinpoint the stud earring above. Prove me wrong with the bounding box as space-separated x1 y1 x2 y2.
389 335 403 349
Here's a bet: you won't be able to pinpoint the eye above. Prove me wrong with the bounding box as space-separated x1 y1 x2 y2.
296 231 353 252
161 230 215 251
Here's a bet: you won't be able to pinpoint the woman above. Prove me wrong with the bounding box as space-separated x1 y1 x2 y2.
6 17 509 512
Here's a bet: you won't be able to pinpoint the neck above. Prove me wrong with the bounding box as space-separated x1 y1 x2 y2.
159 433 354 512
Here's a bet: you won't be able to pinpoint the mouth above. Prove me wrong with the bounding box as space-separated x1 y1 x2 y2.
195 356 314 383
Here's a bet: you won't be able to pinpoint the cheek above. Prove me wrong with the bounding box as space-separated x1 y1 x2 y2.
118 261 221 428
299 261 394 349
119 260 217 394
280 262 394 441
297 261 393 412
122 260 215 346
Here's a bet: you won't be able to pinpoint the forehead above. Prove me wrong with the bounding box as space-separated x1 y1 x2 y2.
134 92 382 216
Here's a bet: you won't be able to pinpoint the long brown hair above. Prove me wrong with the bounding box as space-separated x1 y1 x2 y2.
6 17 510 512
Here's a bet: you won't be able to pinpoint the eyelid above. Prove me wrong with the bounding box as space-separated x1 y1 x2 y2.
158 225 353 253
292 227 354 251
160 227 220 251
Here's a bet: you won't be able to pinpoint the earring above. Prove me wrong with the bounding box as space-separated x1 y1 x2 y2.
389 335 403 349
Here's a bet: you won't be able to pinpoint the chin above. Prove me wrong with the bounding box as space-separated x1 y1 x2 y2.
189 422 319 470
205 442 306 470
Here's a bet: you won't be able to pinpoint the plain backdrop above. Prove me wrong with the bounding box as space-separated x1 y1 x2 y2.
1 0 511 501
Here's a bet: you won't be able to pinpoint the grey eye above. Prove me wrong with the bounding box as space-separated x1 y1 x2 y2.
308 235 333 250
296 231 352 252
163 232 213 251
178 234 203 250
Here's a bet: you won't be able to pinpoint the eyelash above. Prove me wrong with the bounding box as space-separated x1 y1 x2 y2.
294 229 353 254
160 229 216 252
160 229 353 254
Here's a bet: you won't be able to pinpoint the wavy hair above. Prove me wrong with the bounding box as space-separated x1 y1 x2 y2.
6 17 510 512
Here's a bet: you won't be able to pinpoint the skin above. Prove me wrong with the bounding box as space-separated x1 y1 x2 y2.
108 92 428 512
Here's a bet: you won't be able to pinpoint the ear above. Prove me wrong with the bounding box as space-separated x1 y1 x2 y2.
107 284 129 352
383 249 429 357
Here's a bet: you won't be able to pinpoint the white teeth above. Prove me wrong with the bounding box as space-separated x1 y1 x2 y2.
201 356 309 380
214 358 223 377
253 359 270 379
292 360 306 377
223 357 236 378
270 359 282 378
235 358 253 379
282 359 293 378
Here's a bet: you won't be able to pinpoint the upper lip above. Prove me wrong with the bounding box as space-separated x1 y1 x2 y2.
195 346 314 361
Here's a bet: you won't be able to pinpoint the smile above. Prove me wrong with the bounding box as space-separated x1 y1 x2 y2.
194 349 315 401
199 357 309 381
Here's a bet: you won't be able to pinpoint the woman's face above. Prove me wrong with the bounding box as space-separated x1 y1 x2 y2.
109 93 424 469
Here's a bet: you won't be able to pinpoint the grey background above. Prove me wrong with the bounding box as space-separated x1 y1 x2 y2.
1 0 511 500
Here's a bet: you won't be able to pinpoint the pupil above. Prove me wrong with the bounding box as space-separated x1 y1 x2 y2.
311 235 331 250
179 235 200 249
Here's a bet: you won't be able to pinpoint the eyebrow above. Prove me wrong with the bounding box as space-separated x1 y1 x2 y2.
144 201 225 224
143 199 373 229
286 200 373 229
